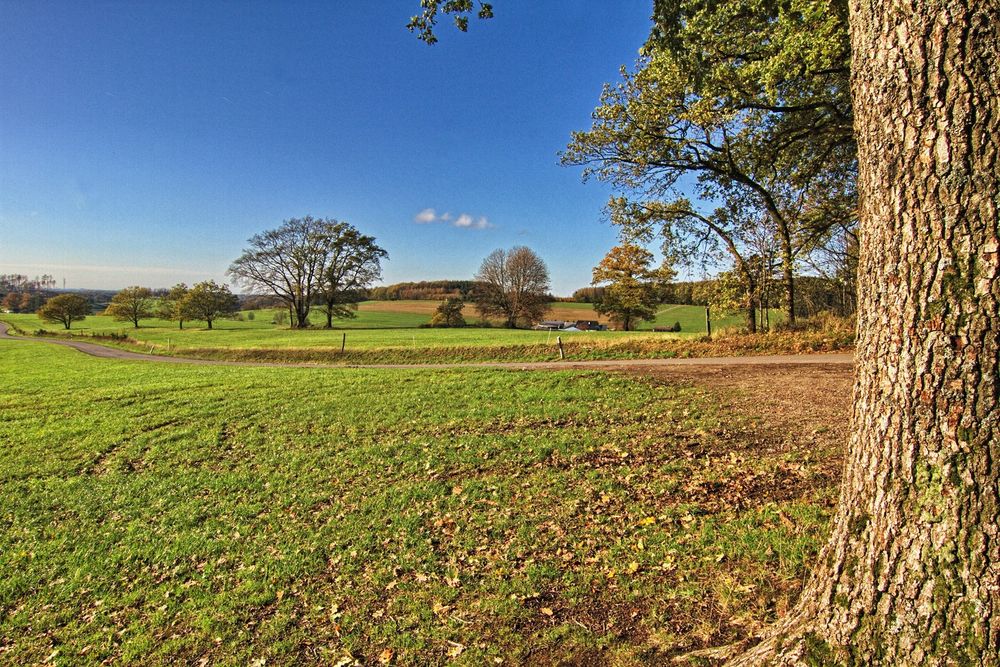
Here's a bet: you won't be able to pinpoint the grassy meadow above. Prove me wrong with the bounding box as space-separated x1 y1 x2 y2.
0 301 792 365
0 338 838 665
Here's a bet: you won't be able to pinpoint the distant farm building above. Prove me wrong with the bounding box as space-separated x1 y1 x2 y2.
533 320 606 331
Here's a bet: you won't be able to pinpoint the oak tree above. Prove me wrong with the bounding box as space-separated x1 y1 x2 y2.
157 283 190 329
37 294 89 329
430 298 466 328
563 0 856 325
106 286 155 328
315 221 387 329
729 2 1000 663
591 243 671 331
178 281 239 330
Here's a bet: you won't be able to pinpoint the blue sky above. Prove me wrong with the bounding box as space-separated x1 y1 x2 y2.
0 1 655 295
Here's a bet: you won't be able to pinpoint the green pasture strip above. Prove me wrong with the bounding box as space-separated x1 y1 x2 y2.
0 303 808 366
2 302 749 341
0 339 833 665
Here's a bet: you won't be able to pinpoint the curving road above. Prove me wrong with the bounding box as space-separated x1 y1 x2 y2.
0 321 853 370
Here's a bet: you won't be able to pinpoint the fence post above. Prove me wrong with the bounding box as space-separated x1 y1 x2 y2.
557 335 565 360
705 305 712 338
341 332 346 353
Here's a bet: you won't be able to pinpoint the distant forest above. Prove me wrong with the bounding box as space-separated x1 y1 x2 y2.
0 274 117 314
369 280 478 301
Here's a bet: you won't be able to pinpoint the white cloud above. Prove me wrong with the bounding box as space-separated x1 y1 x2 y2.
414 208 438 224
413 209 493 230
459 215 492 229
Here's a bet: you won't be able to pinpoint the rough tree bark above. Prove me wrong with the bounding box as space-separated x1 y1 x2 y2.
726 2 999 664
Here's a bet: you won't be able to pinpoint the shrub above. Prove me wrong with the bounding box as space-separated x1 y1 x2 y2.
671 321 682 332
774 311 855 335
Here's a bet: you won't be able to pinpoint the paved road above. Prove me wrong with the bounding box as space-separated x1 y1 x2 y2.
0 321 854 370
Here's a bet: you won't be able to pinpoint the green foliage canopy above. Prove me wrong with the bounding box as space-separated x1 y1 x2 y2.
430 298 467 328
591 243 672 331
407 0 494 44
157 283 190 329
315 222 387 329
179 281 240 330
563 0 856 324
37 294 90 330
106 286 155 328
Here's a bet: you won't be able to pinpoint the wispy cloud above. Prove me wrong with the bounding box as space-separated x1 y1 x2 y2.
413 208 493 229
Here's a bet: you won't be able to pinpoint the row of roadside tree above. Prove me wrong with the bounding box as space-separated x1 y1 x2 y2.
35 281 239 330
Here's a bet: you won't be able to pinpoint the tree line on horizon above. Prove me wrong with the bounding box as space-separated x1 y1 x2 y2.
5 255 856 333
30 281 241 330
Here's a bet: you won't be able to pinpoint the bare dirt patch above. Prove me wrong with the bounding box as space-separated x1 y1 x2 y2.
631 363 853 458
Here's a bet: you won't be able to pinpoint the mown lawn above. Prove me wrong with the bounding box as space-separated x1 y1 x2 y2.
0 339 837 665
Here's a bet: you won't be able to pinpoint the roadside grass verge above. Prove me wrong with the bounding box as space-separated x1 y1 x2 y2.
0 339 840 664
151 329 853 365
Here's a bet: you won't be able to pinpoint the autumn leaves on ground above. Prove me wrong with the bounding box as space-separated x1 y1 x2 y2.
0 338 850 665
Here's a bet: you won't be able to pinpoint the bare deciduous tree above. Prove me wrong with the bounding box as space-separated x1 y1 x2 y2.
473 246 550 328
228 217 331 329
229 217 387 329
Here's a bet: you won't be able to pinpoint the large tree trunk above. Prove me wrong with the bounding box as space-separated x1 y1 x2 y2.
295 303 310 329
728 2 999 664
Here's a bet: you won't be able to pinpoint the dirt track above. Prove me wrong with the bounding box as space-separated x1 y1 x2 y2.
0 321 854 370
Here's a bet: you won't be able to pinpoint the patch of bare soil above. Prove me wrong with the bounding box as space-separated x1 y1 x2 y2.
627 362 853 474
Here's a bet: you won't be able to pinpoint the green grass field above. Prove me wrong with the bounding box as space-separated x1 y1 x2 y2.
3 300 747 337
0 338 835 665
1 301 766 365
